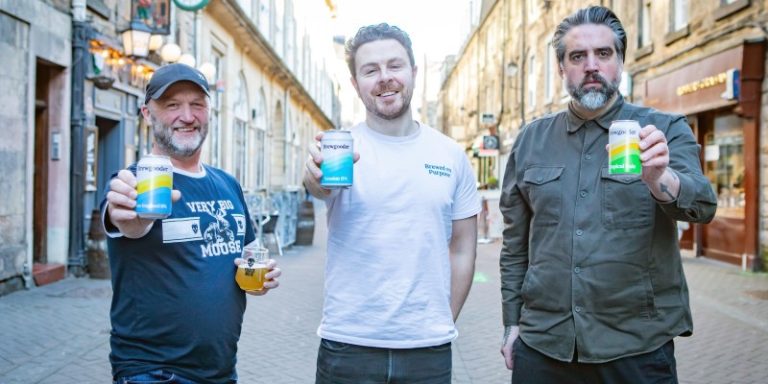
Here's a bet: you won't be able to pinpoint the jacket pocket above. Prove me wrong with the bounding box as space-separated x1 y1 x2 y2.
523 166 564 226
600 168 654 229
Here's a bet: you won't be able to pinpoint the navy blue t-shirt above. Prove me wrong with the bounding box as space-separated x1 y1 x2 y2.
104 164 255 383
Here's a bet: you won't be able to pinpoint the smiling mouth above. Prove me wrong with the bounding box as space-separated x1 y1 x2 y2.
378 91 398 97
174 126 197 133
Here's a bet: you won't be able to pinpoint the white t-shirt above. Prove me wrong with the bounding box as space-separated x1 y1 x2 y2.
317 122 481 349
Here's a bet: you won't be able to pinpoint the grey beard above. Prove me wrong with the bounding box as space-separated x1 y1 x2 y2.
151 116 206 158
154 133 201 157
577 90 610 111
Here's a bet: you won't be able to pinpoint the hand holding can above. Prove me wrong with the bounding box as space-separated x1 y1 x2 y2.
135 154 174 219
320 130 354 188
609 120 642 175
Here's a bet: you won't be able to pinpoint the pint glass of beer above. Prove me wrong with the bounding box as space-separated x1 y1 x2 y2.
236 245 269 292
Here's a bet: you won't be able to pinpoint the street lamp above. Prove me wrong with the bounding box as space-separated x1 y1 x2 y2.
178 53 196 67
160 43 182 63
198 62 216 86
121 19 152 58
148 34 164 52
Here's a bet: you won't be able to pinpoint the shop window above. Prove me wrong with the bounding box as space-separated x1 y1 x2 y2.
704 114 745 219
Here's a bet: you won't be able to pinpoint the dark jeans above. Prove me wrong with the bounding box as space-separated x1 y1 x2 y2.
316 339 452 384
512 338 678 384
113 369 200 384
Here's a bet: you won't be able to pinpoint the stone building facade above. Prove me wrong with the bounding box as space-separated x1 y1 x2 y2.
440 0 768 269
0 0 338 296
0 0 73 295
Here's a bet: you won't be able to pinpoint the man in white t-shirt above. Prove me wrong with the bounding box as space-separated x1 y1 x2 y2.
303 23 481 384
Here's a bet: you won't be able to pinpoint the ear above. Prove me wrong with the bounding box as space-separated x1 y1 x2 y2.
558 63 564 78
412 65 418 78
140 104 152 121
350 76 361 97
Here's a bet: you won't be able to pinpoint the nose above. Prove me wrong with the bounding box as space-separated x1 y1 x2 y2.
178 103 195 122
378 67 394 82
584 53 599 72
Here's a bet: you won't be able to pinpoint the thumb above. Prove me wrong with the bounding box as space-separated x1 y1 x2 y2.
171 189 182 202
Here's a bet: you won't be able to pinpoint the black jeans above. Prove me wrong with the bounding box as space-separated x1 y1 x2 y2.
315 339 452 384
512 338 678 384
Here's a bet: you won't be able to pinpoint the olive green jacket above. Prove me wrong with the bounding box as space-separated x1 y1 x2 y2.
499 97 717 363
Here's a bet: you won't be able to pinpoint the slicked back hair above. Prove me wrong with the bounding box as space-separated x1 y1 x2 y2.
344 23 415 78
552 6 627 65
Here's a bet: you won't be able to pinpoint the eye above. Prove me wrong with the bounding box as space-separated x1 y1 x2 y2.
570 53 583 62
598 49 612 57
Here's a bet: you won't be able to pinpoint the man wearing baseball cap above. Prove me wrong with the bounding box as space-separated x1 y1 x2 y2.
102 63 281 383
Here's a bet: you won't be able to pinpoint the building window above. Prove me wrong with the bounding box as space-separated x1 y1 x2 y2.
255 91 268 188
714 0 750 20
233 73 249 185
671 0 689 31
544 43 554 103
704 113 745 219
527 55 536 109
274 0 285 57
234 119 247 184
638 1 652 48
258 0 270 39
210 48 224 167
527 0 539 20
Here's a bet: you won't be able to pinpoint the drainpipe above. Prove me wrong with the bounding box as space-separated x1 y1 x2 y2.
519 0 526 128
68 0 89 275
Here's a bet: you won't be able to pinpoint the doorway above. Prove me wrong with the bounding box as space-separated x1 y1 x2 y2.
95 116 122 204
33 61 62 264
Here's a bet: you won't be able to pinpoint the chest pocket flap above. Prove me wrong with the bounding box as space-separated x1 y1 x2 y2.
523 166 564 185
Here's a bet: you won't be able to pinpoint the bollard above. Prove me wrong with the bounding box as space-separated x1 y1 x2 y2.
86 208 111 279
295 198 315 245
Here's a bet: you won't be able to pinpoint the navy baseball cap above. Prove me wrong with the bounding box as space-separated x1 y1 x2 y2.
145 63 210 105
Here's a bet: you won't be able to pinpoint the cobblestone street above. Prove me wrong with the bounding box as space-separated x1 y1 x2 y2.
1 206 767 383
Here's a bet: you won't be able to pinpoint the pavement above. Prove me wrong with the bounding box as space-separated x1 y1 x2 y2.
1 205 768 384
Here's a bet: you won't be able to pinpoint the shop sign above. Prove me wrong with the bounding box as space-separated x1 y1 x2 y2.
676 68 740 100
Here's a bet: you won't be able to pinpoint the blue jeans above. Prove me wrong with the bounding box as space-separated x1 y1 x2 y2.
511 338 678 384
315 339 452 384
113 369 200 384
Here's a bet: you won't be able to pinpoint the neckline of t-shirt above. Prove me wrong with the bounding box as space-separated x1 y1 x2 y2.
360 121 423 143
174 165 207 179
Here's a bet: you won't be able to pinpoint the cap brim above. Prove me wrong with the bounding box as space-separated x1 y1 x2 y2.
147 80 210 104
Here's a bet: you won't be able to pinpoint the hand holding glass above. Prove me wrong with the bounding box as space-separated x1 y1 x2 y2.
236 246 269 292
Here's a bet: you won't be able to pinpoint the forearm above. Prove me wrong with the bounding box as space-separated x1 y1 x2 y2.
450 252 475 321
449 216 478 321
646 168 680 202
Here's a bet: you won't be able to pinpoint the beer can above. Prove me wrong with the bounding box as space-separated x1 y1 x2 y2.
135 154 174 219
608 120 642 175
320 130 354 188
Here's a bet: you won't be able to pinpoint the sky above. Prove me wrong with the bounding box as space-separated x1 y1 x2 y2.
333 0 473 64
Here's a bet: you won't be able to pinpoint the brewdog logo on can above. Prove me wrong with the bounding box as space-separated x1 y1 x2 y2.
136 154 174 219
609 120 642 175
320 130 353 188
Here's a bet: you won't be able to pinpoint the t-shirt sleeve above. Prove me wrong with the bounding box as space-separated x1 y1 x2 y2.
452 150 482 220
